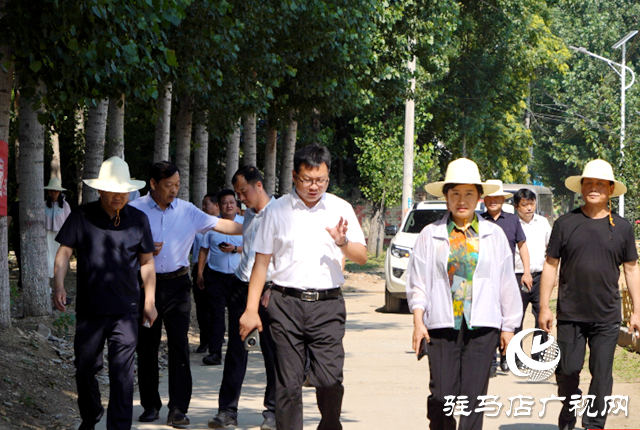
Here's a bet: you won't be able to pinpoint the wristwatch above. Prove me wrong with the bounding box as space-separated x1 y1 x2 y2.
336 237 349 247
232 246 237 254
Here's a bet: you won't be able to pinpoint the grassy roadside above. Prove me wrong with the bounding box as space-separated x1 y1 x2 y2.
345 252 385 273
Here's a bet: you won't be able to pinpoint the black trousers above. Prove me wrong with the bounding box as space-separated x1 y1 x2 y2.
74 314 138 430
266 290 346 430
202 267 229 355
138 273 192 413
556 321 619 430
191 264 210 347
515 272 548 345
427 323 500 430
217 277 276 419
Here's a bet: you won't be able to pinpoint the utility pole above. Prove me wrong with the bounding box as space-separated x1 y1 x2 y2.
402 54 416 217
569 30 637 217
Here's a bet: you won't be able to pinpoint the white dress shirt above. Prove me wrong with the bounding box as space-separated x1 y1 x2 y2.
129 193 218 273
201 214 244 274
235 197 276 283
515 214 551 274
251 190 366 290
405 214 523 332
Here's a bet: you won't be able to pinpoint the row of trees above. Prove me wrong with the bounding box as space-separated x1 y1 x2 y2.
1 0 639 329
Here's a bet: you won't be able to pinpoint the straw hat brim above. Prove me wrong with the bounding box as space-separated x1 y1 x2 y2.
424 181 501 198
484 191 513 199
44 185 66 191
565 175 626 197
83 178 146 193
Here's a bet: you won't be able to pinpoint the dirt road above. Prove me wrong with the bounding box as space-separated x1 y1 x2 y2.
95 271 639 429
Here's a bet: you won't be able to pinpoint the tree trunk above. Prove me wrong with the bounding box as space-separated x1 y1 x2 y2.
107 92 125 159
74 107 85 205
19 81 50 317
311 108 321 143
0 43 12 329
192 119 208 206
13 89 19 185
264 124 277 196
279 112 297 195
242 113 257 167
175 94 194 201
50 127 61 179
82 99 108 204
367 202 385 257
225 121 241 190
154 82 172 163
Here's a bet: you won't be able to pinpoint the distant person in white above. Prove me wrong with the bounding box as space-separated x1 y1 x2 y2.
239 144 367 430
513 188 552 364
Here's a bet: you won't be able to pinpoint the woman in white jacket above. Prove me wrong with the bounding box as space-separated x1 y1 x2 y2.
406 158 522 430
44 177 71 278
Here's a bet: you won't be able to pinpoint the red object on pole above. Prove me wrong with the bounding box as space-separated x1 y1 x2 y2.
0 140 7 215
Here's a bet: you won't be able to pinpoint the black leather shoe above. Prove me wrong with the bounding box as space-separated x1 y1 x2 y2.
196 344 208 353
139 408 160 422
499 354 509 372
167 408 190 426
208 411 238 428
203 353 222 365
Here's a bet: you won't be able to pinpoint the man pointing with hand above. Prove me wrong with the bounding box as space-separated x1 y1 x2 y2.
239 144 367 430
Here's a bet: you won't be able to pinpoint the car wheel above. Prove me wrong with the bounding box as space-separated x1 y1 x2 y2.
384 287 402 313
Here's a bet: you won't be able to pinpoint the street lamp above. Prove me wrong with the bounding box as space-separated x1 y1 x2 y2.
569 30 637 217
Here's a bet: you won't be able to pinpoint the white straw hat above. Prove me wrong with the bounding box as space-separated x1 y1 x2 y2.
424 158 501 197
565 159 626 197
83 156 146 193
44 177 66 191
484 179 513 198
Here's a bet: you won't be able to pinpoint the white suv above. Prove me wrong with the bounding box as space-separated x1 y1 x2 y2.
383 200 484 312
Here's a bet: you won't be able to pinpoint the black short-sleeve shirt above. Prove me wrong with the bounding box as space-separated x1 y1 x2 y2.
55 201 155 317
481 210 526 264
547 208 638 323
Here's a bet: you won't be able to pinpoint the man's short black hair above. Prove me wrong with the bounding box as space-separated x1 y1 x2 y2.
204 192 218 204
217 189 236 203
514 188 536 206
150 161 179 184
294 144 331 173
442 183 483 197
232 166 264 186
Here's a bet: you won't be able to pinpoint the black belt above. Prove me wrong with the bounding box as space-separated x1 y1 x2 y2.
272 285 341 302
157 266 189 281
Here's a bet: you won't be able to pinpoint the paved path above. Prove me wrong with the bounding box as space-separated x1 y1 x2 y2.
96 273 639 429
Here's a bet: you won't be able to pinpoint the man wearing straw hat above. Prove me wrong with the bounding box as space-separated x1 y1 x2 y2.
539 159 640 430
130 161 243 426
52 156 158 430
481 179 532 374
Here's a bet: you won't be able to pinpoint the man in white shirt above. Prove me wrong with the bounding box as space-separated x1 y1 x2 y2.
514 188 552 361
197 189 244 366
239 145 367 430
129 161 242 426
207 166 277 430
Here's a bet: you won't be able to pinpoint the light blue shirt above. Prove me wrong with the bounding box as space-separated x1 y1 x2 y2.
201 214 244 274
129 193 219 274
235 197 275 283
191 232 205 264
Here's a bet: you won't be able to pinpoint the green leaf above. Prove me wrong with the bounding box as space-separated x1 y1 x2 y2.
30 61 42 73
67 38 79 52
165 49 178 67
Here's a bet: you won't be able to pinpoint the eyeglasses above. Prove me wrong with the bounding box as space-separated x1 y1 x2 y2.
296 176 330 187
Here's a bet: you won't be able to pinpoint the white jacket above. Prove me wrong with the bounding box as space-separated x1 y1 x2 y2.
406 213 523 332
